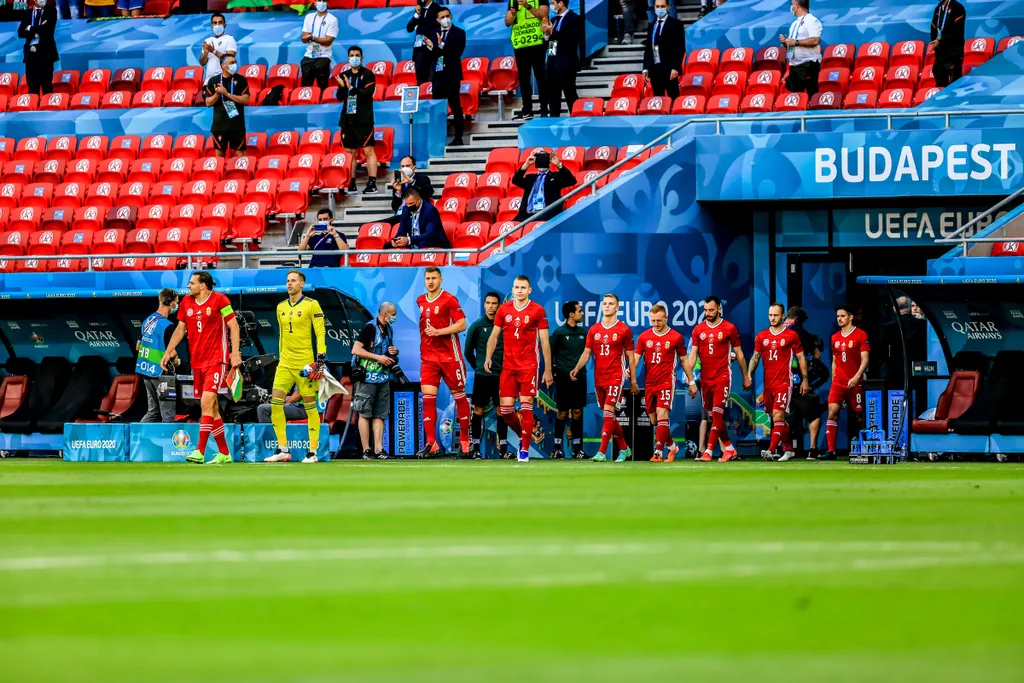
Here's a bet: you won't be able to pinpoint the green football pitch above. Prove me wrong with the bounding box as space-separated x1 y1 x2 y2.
1 459 1022 683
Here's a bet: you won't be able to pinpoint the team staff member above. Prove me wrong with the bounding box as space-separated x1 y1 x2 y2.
300 0 339 90
549 300 587 459
407 0 442 85
336 46 379 195
930 0 966 87
204 54 250 159
821 304 869 461
643 0 684 100
18 0 58 98
265 271 327 464
542 0 582 117
200 13 238 85
506 0 550 120
780 0 822 96
426 8 467 146
136 288 180 424
465 292 510 459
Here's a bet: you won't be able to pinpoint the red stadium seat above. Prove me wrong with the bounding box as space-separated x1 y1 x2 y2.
844 90 878 109
161 157 192 184
46 256 83 272
242 178 276 209
443 172 478 202
640 95 672 115
141 66 172 95
172 66 203 93
155 226 186 256
418 81 433 100
288 86 320 106
475 171 511 201
163 89 195 107
0 137 13 163
80 68 111 95
384 83 409 101
378 251 413 267
0 229 29 255
28 227 63 256
913 86 942 105
35 159 66 185
200 202 233 234
919 64 936 90
583 145 617 172
170 134 204 161
40 207 71 233
167 203 201 232
72 206 104 233
997 36 1024 53
488 56 518 93
188 227 222 267
891 40 925 69
21 183 53 211
39 93 70 111
8 94 38 113
686 48 720 76
348 252 379 268
0 72 19 98
672 94 706 115
70 93 100 110
752 45 786 74
911 370 980 434
111 67 142 95
109 135 142 162
192 156 225 185
740 93 774 113
555 146 585 175
286 153 320 187
437 196 467 224
712 69 747 98
127 159 161 185
16 257 47 273
367 60 395 88
266 131 298 157
267 64 300 90
878 87 912 108
965 36 995 62
991 241 1022 256
817 67 850 97
136 205 168 233
774 91 807 111
255 155 289 182
141 135 173 161
459 81 481 118
240 64 267 93
77 135 109 164
705 94 739 114
453 220 488 250
461 57 488 90
571 98 604 116
850 65 884 94
606 96 638 115
320 86 338 104
465 197 497 223
746 69 780 98
116 180 151 209
885 64 920 91
230 201 267 242
15 137 45 163
298 129 331 157
131 90 161 109
369 128 395 166
44 135 77 164
276 178 311 215
808 90 841 110
8 207 41 233
356 221 392 250
496 196 521 223
610 73 645 100
855 41 890 71
143 255 175 270
125 226 157 253
485 148 520 176
0 181 23 210
720 46 753 73
61 228 94 256
101 90 131 109
822 43 854 70
85 182 118 211
149 180 182 209
320 152 351 191
54 181 87 209
392 60 419 87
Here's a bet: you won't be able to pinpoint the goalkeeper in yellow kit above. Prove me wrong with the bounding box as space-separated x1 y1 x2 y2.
264 270 328 463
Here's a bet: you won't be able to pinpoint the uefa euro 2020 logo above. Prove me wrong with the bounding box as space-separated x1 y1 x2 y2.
171 430 191 450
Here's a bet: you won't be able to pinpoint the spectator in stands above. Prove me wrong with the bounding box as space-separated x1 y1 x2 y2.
84 0 114 18
611 0 634 46
646 0 675 27
137 288 179 424
390 155 434 224
642 0 684 100
542 0 582 117
351 302 398 460
299 208 349 267
930 0 966 87
200 13 238 85
204 54 251 159
391 187 449 249
336 46 379 195
407 0 442 85
426 7 467 146
116 0 141 18
257 388 304 423
18 0 59 98
780 0 822 97
301 0 339 90
512 150 576 222
56 0 84 21
507 0 550 119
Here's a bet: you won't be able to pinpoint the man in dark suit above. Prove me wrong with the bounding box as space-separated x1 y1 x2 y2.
512 150 577 222
391 187 450 249
427 7 467 146
407 0 442 86
389 155 434 225
642 0 684 100
18 0 59 97
930 0 966 86
543 0 582 117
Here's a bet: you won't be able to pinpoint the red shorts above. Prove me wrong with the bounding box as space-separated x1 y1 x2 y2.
645 384 674 415
701 381 730 414
193 364 226 396
763 384 793 415
500 367 538 399
420 358 466 392
595 382 624 409
828 382 864 412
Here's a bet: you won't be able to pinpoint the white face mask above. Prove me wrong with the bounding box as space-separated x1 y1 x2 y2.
401 165 414 176
315 1 327 12
212 23 225 36
36 0 46 6
439 17 451 28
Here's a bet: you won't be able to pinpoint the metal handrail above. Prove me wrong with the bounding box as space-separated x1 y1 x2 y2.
933 185 1024 256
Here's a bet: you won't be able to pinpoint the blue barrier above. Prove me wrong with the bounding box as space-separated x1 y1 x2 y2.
62 423 129 461
0 431 63 454
129 422 243 462
0 100 448 165
921 42 1024 111
242 423 331 462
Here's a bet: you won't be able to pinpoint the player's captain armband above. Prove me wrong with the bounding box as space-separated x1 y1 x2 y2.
220 304 235 319
313 312 324 318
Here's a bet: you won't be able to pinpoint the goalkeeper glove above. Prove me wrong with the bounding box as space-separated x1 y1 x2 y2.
308 353 326 381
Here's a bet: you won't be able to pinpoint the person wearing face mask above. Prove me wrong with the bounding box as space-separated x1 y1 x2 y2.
136 288 180 424
391 187 449 249
407 0 442 85
336 45 379 195
18 0 59 98
512 150 576 222
200 13 238 85
301 0 339 90
426 7 467 146
642 0 684 100
507 0 550 119
542 0 582 117
351 302 399 460
204 54 251 159
389 155 434 223
780 0 822 97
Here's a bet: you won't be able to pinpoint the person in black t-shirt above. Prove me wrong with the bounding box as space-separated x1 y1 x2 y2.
336 45 379 195
203 54 250 158
930 0 966 87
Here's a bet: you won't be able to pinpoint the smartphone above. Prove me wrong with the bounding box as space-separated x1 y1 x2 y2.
394 170 402 183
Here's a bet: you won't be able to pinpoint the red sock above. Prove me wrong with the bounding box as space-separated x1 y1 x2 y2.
768 421 785 453
599 411 615 454
780 422 791 451
656 421 671 452
707 408 727 453
453 392 471 448
500 405 522 436
826 419 838 452
198 415 213 454
211 418 229 455
520 400 534 448
422 394 437 445
612 418 629 450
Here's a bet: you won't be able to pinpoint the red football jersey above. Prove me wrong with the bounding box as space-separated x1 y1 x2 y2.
180 291 235 369
636 327 684 388
417 289 466 364
831 327 870 385
754 327 803 388
585 320 634 388
494 300 549 371
691 319 741 385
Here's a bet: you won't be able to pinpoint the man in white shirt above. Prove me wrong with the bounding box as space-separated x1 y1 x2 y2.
301 1 339 90
779 0 822 96
200 13 238 85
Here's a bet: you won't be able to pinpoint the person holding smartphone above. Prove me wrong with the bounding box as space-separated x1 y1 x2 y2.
389 155 434 224
511 150 576 222
299 208 349 267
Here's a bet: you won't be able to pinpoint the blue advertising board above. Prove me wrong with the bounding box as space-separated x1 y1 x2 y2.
241 423 330 462
391 390 418 457
831 206 1009 247
62 423 129 462
129 422 243 462
887 389 908 454
865 388 884 433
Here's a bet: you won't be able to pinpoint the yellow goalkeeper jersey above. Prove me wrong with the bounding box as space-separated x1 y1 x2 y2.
276 296 328 370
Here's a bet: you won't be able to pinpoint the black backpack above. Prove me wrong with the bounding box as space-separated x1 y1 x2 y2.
262 85 286 107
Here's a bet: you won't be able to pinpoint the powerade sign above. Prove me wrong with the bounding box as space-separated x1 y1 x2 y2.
696 129 1024 200
392 391 417 457
833 207 1009 247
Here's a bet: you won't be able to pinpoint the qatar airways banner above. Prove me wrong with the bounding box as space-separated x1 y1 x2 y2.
696 129 1024 201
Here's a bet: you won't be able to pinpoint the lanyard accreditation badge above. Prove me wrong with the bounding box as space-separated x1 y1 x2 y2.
221 76 239 118
937 0 951 39
347 72 360 115
787 15 805 57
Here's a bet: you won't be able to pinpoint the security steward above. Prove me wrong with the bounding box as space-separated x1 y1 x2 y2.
506 0 549 119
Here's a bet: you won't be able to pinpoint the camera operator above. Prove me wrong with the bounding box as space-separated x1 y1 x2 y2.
299 208 349 267
136 287 180 423
351 301 399 459
389 155 434 224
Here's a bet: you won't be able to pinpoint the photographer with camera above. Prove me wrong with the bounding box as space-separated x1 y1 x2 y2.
299 208 349 267
137 288 180 424
351 302 399 460
512 149 576 222
389 155 434 225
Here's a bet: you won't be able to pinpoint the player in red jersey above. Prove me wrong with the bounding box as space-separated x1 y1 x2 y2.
416 266 472 458
821 303 870 460
635 304 686 463
570 293 637 462
484 275 553 463
748 303 810 462
162 271 241 464
683 296 751 462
